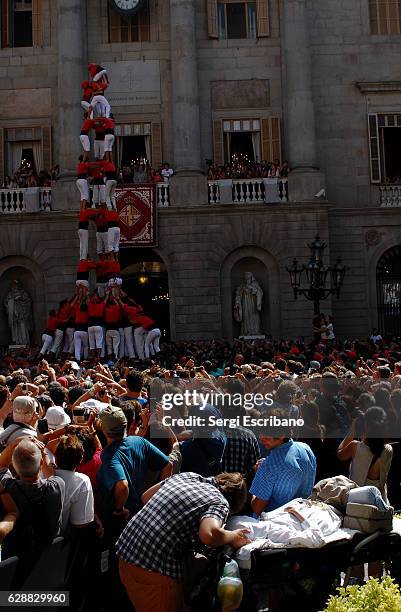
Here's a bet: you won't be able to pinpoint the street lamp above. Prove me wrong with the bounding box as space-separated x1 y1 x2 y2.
286 235 348 314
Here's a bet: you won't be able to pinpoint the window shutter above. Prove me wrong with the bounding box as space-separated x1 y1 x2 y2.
368 114 381 184
42 126 52 172
256 0 270 37
261 117 281 162
151 122 162 168
213 120 224 166
207 0 218 38
0 128 4 185
32 0 43 46
1 0 10 48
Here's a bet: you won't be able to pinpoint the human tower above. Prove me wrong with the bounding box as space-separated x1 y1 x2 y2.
39 64 161 363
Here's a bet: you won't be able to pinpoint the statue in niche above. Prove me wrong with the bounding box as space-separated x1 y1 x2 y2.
233 272 263 336
4 280 32 345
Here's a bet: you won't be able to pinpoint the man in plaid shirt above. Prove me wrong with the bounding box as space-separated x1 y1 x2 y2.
117 471 250 612
221 426 261 482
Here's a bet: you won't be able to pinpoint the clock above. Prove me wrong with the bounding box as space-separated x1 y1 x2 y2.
110 0 144 17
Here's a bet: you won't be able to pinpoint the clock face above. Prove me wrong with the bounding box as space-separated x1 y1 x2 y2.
112 0 142 15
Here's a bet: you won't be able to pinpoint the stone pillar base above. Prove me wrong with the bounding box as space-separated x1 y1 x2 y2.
52 175 80 211
169 174 208 207
289 170 326 203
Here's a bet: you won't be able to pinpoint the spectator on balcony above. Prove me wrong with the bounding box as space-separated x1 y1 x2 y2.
161 163 174 184
10 174 19 188
133 164 147 184
27 171 38 188
1 175 12 189
51 165 60 181
151 168 162 183
280 160 291 178
122 166 133 184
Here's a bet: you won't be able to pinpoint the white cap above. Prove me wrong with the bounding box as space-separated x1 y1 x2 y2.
45 406 71 430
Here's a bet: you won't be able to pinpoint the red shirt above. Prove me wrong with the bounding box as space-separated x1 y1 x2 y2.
123 304 142 323
96 260 120 276
76 449 102 490
136 315 155 329
77 162 89 176
81 118 93 134
57 304 71 325
104 304 121 324
93 210 108 229
79 208 99 222
45 315 58 333
102 161 116 173
77 260 96 273
106 210 119 223
75 308 89 325
88 301 106 318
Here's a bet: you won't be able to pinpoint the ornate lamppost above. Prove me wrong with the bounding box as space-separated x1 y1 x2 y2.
286 235 348 315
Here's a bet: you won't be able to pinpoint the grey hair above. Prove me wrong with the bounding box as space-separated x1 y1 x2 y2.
12 439 41 478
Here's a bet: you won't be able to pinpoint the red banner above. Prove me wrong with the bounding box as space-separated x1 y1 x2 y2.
116 185 157 246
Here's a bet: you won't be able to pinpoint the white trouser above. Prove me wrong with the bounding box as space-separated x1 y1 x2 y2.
78 228 89 260
106 329 120 358
91 95 111 118
119 328 125 358
74 330 89 362
92 184 106 206
104 134 115 153
94 139 105 160
107 227 120 253
40 333 53 355
134 327 147 360
105 179 117 209
51 329 64 355
144 328 161 359
80 134 90 152
96 231 109 254
88 325 104 350
76 178 90 202
63 328 75 354
123 326 136 358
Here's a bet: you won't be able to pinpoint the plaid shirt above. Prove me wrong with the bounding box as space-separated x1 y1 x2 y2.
221 426 261 477
116 472 229 580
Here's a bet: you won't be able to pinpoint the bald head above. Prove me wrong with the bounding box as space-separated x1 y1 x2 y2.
12 439 41 479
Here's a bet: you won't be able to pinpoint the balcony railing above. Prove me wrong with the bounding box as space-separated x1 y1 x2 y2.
0 187 52 214
0 184 170 214
208 178 288 204
379 185 401 207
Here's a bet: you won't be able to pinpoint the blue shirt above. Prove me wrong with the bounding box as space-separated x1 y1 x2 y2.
249 440 316 511
97 436 169 515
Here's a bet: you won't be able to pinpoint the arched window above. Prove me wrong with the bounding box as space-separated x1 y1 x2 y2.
377 245 401 336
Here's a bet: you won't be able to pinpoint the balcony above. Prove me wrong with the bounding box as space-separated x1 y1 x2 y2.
208 178 288 205
379 185 401 207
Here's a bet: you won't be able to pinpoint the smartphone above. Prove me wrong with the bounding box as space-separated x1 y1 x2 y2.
73 408 89 424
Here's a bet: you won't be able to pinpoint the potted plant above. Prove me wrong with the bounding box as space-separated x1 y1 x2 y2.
323 576 401 611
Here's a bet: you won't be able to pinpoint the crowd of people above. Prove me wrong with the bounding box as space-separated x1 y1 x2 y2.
0 329 400 610
1 165 59 189
207 159 291 181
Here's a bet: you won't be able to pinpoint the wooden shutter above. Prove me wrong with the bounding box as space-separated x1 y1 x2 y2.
207 0 218 38
32 0 43 46
42 126 52 171
151 122 162 168
1 0 10 48
0 128 4 185
261 117 281 162
213 120 224 166
256 0 270 37
368 113 381 184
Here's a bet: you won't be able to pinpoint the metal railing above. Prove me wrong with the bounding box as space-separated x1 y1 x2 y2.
379 185 401 207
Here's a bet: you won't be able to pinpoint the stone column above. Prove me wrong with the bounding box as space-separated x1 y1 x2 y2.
53 0 87 210
282 0 325 201
169 0 207 206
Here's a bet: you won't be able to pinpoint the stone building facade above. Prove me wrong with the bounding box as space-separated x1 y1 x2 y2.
1 0 401 343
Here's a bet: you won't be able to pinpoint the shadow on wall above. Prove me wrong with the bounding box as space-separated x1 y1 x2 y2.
0 266 37 346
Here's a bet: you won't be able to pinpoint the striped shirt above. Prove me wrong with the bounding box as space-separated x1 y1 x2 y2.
249 439 316 511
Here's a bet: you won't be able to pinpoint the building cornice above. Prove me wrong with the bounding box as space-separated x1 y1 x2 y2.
356 81 401 94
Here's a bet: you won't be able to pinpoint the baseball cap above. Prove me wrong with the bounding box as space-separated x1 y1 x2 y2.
45 406 71 430
99 405 127 437
13 396 37 419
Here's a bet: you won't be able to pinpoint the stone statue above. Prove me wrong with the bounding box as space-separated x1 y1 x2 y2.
4 280 32 345
233 272 263 336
